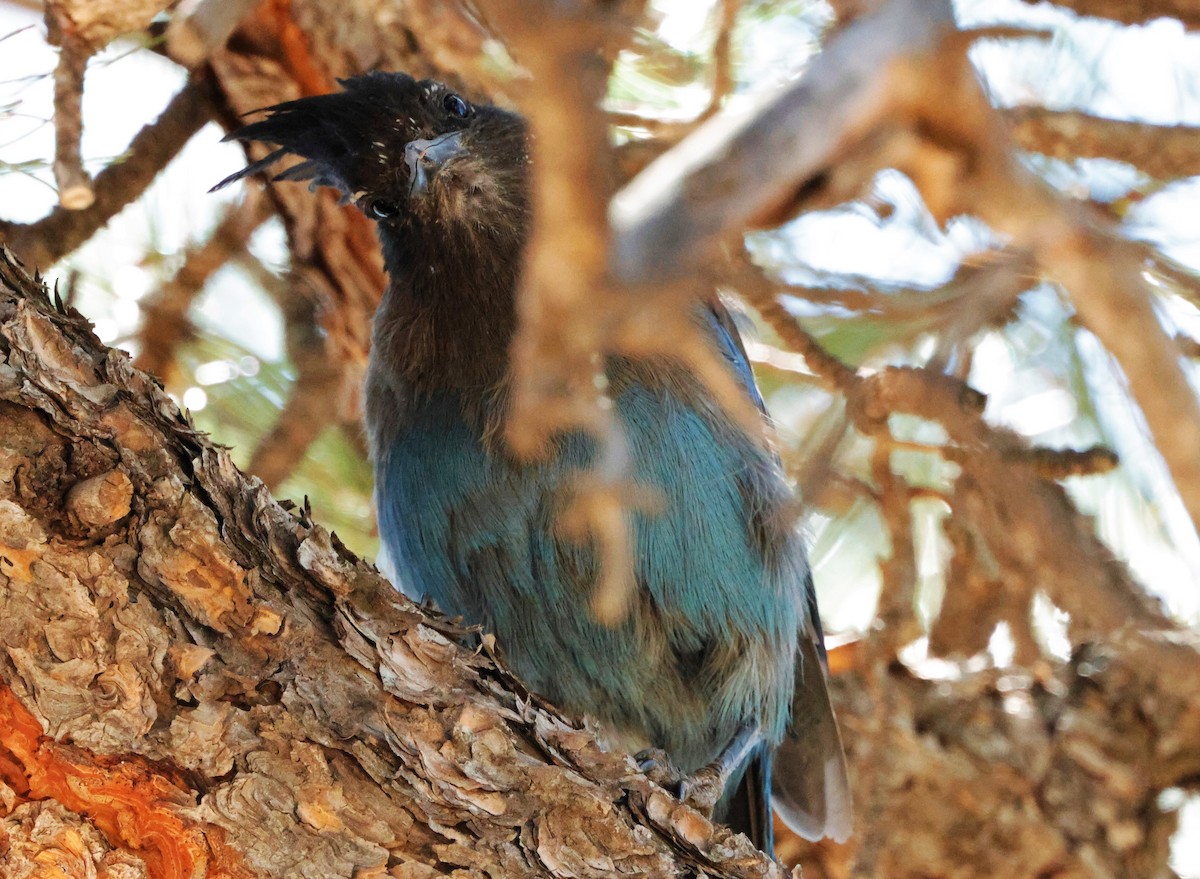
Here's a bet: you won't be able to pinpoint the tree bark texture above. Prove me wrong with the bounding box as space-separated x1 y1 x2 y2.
3 246 1200 877
0 249 784 878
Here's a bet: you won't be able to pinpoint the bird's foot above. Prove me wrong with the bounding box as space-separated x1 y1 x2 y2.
634 749 724 816
635 747 678 787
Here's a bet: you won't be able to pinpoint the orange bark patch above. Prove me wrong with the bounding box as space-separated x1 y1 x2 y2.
0 543 40 582
0 682 255 879
264 0 335 97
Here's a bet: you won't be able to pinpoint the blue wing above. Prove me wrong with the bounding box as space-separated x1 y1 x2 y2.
703 298 767 414
702 297 853 843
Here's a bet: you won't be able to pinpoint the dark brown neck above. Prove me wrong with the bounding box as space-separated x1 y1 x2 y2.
372 221 522 400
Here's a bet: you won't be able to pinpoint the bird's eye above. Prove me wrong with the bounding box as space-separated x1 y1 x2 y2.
367 198 399 219
443 93 470 119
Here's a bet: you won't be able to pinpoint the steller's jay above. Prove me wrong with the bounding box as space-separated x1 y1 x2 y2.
216 71 851 851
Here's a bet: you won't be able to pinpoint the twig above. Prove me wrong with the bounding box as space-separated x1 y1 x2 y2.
606 0 744 183
788 408 859 514
0 76 215 270
959 24 1054 41
924 250 1034 373
1001 444 1119 479
939 86 1200 542
1005 107 1200 180
610 0 956 287
870 441 921 655
1015 0 1200 30
247 271 348 490
929 512 1001 657
731 214 1185 666
855 366 1192 674
606 0 1200 546
718 248 858 392
702 0 740 121
51 29 94 209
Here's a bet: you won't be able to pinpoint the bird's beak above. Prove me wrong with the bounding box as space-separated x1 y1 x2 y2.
405 131 466 196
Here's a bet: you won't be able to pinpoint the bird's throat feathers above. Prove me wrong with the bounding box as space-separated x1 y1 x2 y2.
373 214 524 396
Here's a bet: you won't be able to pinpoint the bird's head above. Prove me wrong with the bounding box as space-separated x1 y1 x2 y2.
214 71 530 248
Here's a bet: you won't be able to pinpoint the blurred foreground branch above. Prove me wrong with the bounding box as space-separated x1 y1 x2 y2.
609 0 1200 543
1016 0 1200 30
1005 107 1200 180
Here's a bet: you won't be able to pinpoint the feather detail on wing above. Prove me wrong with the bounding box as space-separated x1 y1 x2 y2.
772 571 853 843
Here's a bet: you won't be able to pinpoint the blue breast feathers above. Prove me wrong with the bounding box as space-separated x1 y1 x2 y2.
375 341 805 772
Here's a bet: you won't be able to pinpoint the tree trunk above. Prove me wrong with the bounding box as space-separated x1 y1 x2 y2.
0 249 782 878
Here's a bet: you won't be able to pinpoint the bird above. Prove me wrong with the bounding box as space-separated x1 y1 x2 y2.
215 70 852 852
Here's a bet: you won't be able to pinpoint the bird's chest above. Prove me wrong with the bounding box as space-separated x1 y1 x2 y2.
372 391 587 613
371 386 803 766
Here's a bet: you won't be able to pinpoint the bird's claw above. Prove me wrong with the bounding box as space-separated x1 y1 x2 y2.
635 747 678 788
678 765 724 815
634 749 723 817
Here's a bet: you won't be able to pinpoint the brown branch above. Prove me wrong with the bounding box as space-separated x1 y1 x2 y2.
50 29 94 210
133 190 272 383
932 79 1200 544
0 76 215 271
870 440 920 656
703 0 739 120
722 234 1190 679
1002 444 1120 479
608 0 1200 545
731 245 1034 374
929 512 1003 657
717 249 858 392
854 367 1199 681
1006 106 1200 179
960 24 1055 40
1016 0 1200 30
610 0 956 287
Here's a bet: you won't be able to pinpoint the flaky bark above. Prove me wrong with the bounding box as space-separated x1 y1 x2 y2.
0 248 784 877
3 246 1200 878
